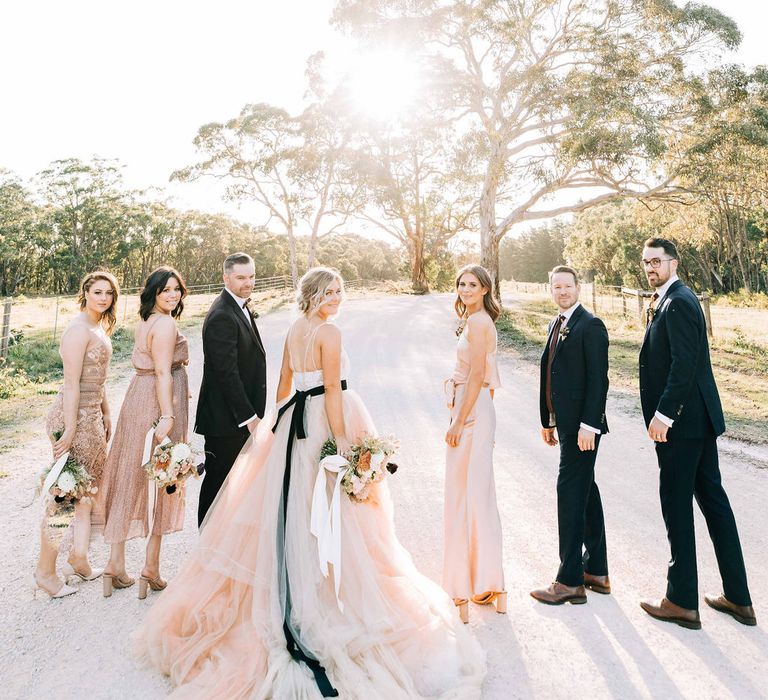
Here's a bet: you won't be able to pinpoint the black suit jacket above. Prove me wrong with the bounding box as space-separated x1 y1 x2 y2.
539 304 609 435
639 279 725 438
195 290 267 437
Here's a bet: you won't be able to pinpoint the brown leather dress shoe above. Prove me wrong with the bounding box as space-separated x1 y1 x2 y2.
531 582 587 605
705 594 757 626
640 597 701 630
584 573 611 595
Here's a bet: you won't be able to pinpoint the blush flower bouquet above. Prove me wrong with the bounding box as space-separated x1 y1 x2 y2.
143 441 202 495
319 433 399 503
37 431 98 513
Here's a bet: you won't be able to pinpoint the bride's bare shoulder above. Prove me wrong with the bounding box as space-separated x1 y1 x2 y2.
316 322 341 344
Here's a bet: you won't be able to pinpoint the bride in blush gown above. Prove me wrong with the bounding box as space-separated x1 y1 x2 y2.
133 267 485 699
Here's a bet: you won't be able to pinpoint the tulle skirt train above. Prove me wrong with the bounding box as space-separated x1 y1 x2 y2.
133 389 485 699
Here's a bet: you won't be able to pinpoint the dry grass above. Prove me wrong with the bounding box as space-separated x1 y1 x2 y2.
497 287 768 445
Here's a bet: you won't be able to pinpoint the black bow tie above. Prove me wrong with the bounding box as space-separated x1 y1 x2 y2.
243 298 258 319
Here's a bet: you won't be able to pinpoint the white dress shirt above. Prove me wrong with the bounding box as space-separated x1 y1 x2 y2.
224 287 259 428
650 274 679 428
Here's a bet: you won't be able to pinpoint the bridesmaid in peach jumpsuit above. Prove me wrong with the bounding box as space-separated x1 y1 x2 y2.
443 264 506 623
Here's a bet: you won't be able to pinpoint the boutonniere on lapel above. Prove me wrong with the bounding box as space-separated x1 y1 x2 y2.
558 325 570 341
249 308 259 321
646 306 657 324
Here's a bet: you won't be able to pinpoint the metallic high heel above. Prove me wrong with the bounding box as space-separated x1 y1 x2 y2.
138 574 167 600
454 598 469 624
102 572 136 597
62 562 104 583
32 574 77 600
470 590 507 614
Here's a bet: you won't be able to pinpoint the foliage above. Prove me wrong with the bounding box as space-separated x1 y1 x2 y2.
334 0 742 294
499 223 567 283
0 157 405 295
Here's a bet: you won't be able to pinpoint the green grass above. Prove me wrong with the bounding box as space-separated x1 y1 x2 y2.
497 298 768 445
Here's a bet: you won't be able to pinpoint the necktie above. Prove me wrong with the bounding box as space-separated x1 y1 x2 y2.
646 292 659 325
545 315 565 416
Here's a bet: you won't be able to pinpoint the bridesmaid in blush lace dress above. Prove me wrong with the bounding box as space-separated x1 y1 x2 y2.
34 270 119 599
443 264 505 623
100 267 189 598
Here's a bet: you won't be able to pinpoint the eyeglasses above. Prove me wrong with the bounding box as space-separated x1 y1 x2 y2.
641 258 674 269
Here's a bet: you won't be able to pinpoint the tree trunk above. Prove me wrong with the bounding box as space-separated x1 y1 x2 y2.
410 239 429 293
481 235 501 302
479 155 503 301
307 234 317 269
287 227 299 287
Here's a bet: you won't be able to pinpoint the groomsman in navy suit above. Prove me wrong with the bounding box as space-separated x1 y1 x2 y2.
638 238 755 629
531 266 610 605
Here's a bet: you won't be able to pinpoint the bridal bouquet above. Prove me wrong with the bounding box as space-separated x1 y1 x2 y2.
319 434 400 503
144 441 202 495
37 432 98 513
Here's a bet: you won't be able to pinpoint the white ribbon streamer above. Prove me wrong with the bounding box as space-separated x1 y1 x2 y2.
310 455 349 612
142 426 170 533
42 452 70 496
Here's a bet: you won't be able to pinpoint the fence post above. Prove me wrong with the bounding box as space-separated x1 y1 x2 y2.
0 298 11 360
701 293 713 337
52 295 60 343
636 290 644 324
622 293 627 318
123 293 129 323
591 283 597 312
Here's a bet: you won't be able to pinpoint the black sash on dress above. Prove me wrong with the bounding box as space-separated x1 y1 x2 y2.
271 380 347 698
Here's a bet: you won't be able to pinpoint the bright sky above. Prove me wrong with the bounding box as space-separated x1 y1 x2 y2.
1 0 766 229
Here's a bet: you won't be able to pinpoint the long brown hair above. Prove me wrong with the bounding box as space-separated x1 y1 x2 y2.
77 270 120 336
454 264 501 321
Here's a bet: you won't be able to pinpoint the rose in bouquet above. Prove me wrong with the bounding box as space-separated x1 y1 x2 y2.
144 440 202 494
320 433 400 503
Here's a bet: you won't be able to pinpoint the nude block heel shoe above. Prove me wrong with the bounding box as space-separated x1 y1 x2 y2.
454 598 469 624
138 574 167 600
471 590 507 614
103 573 135 598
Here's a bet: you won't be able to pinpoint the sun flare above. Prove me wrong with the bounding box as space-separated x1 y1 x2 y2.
347 50 421 120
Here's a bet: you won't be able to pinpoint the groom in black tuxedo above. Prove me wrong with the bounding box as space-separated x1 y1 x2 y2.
639 238 755 629
195 252 267 526
531 266 610 606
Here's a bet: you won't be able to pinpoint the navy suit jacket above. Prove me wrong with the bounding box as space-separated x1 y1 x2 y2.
539 304 609 435
639 279 725 438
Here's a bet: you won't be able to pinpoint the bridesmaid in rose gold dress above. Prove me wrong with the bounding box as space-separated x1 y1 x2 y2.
443 264 506 623
100 267 189 598
34 270 119 599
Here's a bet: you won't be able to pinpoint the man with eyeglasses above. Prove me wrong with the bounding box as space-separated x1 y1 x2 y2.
638 237 755 629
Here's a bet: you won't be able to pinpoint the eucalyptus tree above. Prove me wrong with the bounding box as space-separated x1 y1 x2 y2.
173 84 363 285
335 0 741 295
0 171 47 295
678 65 768 292
350 116 475 291
35 158 133 292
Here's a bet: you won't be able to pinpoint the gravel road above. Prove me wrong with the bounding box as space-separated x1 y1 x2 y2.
2 293 766 699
